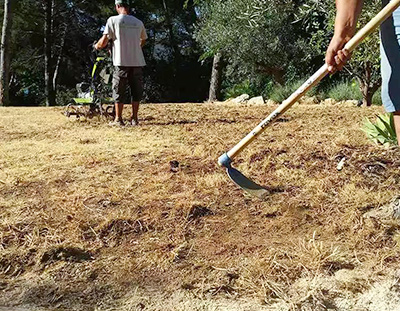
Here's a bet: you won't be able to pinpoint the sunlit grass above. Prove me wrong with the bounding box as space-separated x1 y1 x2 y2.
0 103 399 310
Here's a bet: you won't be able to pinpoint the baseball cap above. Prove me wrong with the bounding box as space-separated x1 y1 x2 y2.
115 0 130 5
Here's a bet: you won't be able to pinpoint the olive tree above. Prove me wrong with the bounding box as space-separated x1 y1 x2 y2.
195 0 309 90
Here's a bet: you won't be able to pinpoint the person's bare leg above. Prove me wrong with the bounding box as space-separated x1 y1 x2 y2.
394 112 400 146
115 103 124 123
131 101 140 126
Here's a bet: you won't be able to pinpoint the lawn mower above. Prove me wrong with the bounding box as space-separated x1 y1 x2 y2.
64 44 115 119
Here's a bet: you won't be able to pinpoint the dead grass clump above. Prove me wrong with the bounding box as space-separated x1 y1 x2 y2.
249 149 272 163
0 249 36 277
79 138 98 144
187 205 214 221
293 233 356 277
92 219 151 246
82 196 121 210
170 242 194 263
40 246 93 266
0 222 35 249
321 261 355 275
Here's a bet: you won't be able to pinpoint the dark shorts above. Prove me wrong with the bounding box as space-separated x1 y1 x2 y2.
380 3 400 113
112 66 144 103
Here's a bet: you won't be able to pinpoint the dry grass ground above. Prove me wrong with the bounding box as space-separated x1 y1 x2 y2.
0 103 400 311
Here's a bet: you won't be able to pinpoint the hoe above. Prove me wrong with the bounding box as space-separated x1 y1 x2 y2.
218 0 400 198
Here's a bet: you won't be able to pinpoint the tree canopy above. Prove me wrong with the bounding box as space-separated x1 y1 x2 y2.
0 0 384 106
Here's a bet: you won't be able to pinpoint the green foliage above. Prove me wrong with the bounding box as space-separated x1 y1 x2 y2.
56 87 76 106
348 0 381 79
307 0 382 105
222 75 274 100
362 113 398 147
266 78 325 102
196 0 382 105
372 89 382 106
195 0 382 104
195 0 315 86
3 0 385 104
269 80 303 103
326 81 362 101
223 80 254 99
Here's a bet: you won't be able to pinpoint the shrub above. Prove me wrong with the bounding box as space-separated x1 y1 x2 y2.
372 88 382 106
56 87 77 106
326 81 362 101
267 78 326 103
362 113 397 147
268 80 303 103
223 80 255 99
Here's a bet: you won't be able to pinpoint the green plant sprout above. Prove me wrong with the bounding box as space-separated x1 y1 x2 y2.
362 113 398 147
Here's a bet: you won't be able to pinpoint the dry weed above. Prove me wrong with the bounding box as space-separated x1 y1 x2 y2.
0 104 400 310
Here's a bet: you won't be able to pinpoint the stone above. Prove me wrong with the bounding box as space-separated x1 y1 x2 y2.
340 100 360 107
265 99 278 106
299 96 319 105
363 196 400 222
231 94 250 104
247 96 264 106
323 98 337 105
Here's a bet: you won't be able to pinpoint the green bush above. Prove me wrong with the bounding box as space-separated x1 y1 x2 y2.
362 113 397 147
223 80 255 99
223 78 381 105
326 81 362 101
372 88 382 106
56 87 77 106
268 80 303 103
267 78 326 103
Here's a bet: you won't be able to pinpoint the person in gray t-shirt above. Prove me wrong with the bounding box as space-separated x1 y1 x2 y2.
95 0 147 126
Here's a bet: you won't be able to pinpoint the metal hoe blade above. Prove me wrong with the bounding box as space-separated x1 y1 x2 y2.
219 0 400 198
226 166 269 199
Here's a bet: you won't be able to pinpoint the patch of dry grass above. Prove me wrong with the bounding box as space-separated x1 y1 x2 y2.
0 104 400 310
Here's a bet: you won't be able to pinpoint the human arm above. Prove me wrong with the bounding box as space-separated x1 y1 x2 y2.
95 18 114 50
325 0 364 73
140 23 148 48
94 35 109 50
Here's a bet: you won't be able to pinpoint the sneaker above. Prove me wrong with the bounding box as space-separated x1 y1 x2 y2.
108 119 125 127
129 119 139 127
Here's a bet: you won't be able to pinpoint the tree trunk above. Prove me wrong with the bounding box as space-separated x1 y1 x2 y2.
44 0 56 106
357 62 381 106
360 81 381 106
360 82 373 106
162 0 181 99
53 23 67 92
208 52 223 102
162 0 180 63
0 0 14 107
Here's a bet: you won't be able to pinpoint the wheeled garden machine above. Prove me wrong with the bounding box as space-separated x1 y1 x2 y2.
64 47 115 119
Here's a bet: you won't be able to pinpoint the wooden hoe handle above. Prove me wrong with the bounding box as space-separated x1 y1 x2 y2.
218 0 400 168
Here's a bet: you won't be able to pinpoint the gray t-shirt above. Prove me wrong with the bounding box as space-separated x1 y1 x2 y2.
103 14 148 67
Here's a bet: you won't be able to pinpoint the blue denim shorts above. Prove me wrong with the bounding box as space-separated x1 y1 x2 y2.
380 2 400 112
